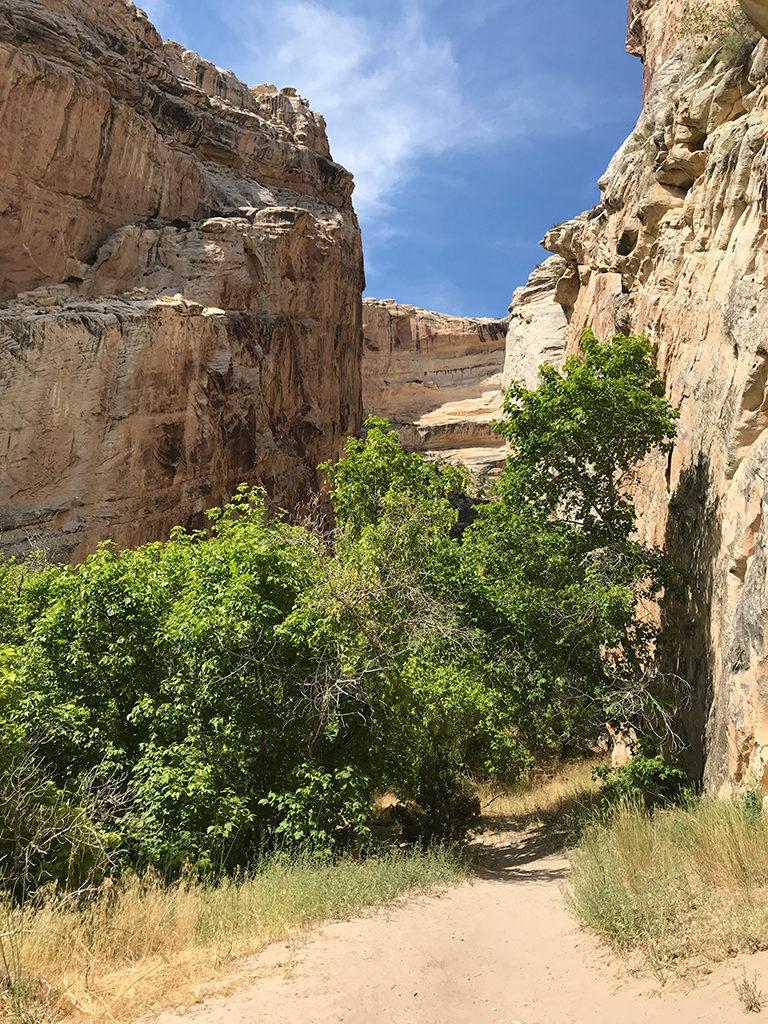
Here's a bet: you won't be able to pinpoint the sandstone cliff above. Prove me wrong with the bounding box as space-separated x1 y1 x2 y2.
362 299 508 473
362 275 566 475
535 0 768 790
740 0 768 38
503 256 569 394
0 0 363 560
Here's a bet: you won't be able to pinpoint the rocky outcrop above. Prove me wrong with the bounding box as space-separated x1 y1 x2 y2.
538 0 768 790
0 0 363 560
503 256 568 393
0 0 351 298
627 0 685 102
361 264 566 476
362 299 509 474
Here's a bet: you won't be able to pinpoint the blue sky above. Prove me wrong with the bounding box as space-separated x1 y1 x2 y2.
141 0 642 317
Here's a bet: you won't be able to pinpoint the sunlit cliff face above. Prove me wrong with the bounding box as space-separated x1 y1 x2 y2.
528 0 768 791
0 0 364 560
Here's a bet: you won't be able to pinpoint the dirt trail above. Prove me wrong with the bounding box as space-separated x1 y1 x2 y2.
154 826 768 1024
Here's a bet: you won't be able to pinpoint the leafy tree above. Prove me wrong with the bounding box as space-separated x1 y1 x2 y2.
592 750 692 807
0 647 117 895
464 328 680 754
321 415 468 540
493 328 677 542
0 336 682 874
3 473 504 871
9 489 324 874
300 419 523 831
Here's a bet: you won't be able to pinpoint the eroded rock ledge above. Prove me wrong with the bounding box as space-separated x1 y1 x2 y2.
503 256 569 394
362 299 509 474
0 0 363 560
362 263 567 476
740 0 768 39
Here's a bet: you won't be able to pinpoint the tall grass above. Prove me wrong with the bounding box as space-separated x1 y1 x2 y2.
479 760 600 828
570 797 768 977
0 847 468 1024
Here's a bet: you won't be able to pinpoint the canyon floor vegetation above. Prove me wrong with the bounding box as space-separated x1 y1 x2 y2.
1 330 696 1020
0 845 468 1023
570 793 768 980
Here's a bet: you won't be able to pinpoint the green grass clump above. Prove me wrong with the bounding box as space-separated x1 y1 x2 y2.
569 797 768 976
681 3 758 66
192 846 471 944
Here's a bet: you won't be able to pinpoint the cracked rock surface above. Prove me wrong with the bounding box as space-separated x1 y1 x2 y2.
362 299 510 474
0 0 363 559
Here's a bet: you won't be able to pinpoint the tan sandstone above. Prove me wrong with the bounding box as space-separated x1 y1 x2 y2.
534 0 768 789
362 264 566 475
503 256 569 393
362 299 509 474
741 0 768 37
0 0 363 560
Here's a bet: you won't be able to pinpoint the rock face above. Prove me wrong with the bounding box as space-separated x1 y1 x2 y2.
627 0 685 102
0 0 363 560
503 256 569 393
538 0 768 790
362 299 509 473
362 273 566 475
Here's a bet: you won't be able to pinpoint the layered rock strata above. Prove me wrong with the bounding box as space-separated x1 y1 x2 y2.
362 262 567 475
0 0 363 560
362 299 509 473
538 0 768 789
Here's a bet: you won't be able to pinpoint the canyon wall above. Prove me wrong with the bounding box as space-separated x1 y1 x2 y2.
362 270 566 475
537 0 768 789
362 299 509 473
0 0 363 560
740 0 768 38
503 256 569 394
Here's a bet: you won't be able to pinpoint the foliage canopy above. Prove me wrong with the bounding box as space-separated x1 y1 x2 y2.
0 330 680 880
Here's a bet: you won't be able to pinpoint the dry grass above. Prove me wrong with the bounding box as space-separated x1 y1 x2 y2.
479 760 601 829
735 969 765 1014
0 847 468 1024
570 796 768 979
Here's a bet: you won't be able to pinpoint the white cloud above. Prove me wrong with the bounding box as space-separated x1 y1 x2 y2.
219 0 592 223
219 2 464 220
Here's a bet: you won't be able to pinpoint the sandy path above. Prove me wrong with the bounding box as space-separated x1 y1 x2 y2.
154 825 768 1024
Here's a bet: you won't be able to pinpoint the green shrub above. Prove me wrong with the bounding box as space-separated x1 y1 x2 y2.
260 764 373 857
593 754 692 807
744 788 763 826
570 797 768 972
681 3 758 65
0 752 118 896
0 331 683 877
394 759 481 847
